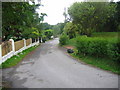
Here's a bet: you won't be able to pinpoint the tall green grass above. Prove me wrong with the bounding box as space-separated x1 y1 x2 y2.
68 32 118 46
92 32 118 38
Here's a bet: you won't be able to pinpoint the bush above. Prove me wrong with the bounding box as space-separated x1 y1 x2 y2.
67 38 77 46
107 40 120 62
59 34 69 46
75 36 119 62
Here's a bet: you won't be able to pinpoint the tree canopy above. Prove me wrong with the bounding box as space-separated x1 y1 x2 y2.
2 2 45 41
68 2 117 36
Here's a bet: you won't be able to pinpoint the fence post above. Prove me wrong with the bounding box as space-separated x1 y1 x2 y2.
23 39 26 49
0 44 2 64
30 38 32 46
9 39 15 53
41 37 42 43
38 37 39 43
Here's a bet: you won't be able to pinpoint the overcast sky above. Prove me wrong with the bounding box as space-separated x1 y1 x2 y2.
36 0 119 25
37 0 84 25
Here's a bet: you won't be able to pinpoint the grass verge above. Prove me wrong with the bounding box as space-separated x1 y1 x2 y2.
69 50 120 75
92 32 118 38
1 45 39 69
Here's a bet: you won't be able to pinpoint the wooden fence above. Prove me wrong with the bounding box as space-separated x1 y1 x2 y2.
0 38 39 64
26 39 31 46
2 41 12 56
15 40 24 51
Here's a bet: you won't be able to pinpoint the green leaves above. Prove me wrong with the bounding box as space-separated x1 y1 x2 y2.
59 34 69 46
2 2 45 41
32 27 40 36
63 22 78 39
68 2 117 36
75 36 119 62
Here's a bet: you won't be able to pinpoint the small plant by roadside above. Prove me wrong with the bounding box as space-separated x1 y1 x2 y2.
59 34 69 46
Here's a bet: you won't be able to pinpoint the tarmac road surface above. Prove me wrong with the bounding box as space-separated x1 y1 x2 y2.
2 38 119 88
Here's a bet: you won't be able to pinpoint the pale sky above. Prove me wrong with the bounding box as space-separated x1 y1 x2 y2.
36 0 119 25
37 0 84 25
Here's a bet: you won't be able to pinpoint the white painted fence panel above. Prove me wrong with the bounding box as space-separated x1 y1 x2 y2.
0 38 39 64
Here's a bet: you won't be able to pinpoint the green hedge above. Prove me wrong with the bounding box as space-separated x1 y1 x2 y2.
59 34 69 46
76 36 120 62
107 41 120 61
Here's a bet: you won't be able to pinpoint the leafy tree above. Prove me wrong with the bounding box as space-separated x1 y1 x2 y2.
42 29 53 40
63 22 78 39
2 2 44 41
116 1 120 28
68 2 116 36
39 13 47 23
59 33 69 45
111 1 120 32
42 23 53 30
52 23 65 37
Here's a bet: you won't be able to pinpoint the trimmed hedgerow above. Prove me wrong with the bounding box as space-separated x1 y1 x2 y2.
75 36 119 62
59 34 69 46
107 40 120 61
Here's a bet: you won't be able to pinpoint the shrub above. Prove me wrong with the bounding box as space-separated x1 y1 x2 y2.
67 38 77 46
59 34 69 46
107 40 120 62
75 36 119 62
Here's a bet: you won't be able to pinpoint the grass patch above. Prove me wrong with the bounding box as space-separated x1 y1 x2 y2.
92 32 118 38
70 49 120 75
1 45 39 68
64 32 120 74
67 38 77 46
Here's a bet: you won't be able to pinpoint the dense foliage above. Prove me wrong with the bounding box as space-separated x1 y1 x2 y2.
40 22 65 38
2 2 45 41
63 22 78 39
42 29 53 40
66 2 117 37
60 1 120 63
59 34 69 46
52 23 65 37
42 23 53 30
75 36 119 62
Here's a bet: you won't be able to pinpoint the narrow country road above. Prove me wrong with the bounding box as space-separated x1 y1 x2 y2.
2 38 118 88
